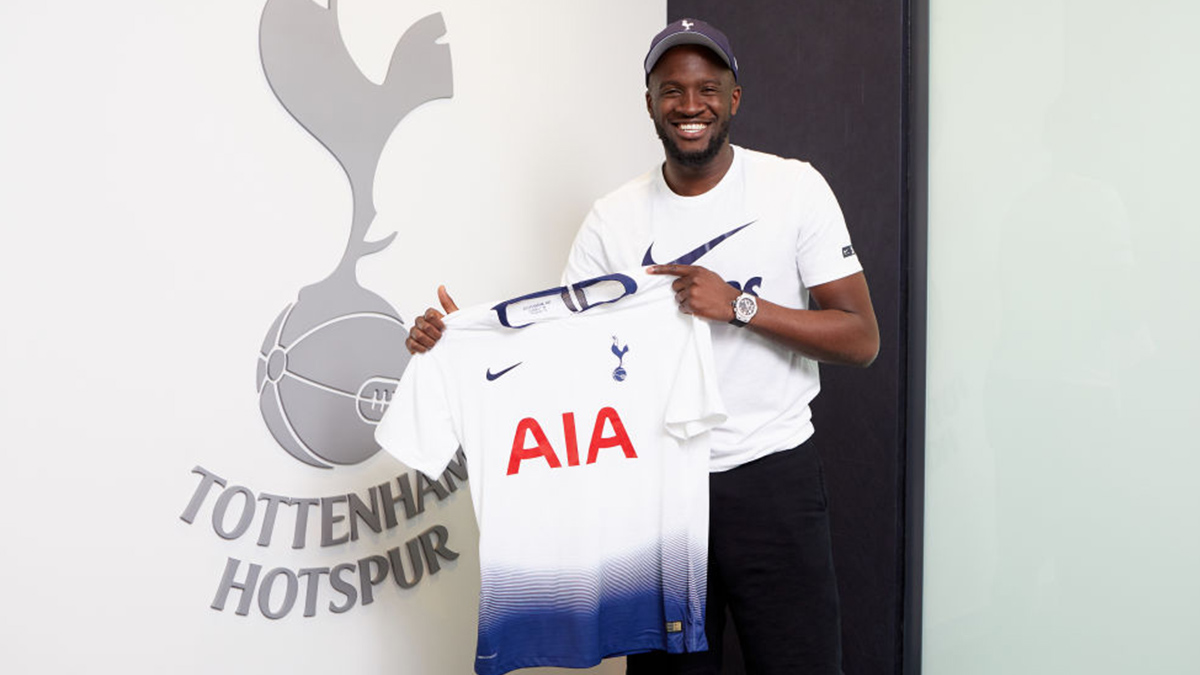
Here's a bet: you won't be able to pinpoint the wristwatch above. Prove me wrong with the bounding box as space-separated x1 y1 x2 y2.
730 293 758 327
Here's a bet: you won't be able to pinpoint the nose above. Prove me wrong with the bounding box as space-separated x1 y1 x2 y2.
679 89 705 116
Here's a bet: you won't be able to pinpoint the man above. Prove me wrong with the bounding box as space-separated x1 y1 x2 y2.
407 19 878 675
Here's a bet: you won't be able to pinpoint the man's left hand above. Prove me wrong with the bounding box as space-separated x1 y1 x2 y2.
648 264 738 322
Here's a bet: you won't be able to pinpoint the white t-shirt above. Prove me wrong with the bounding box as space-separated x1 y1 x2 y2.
376 271 726 675
564 146 863 471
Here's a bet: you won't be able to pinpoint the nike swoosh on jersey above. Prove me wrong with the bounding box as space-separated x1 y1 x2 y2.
641 220 757 266
486 362 522 381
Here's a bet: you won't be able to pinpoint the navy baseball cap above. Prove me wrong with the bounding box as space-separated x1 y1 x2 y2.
644 18 738 82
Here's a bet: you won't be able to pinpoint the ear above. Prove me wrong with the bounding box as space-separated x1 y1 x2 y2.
730 84 742 116
645 89 653 117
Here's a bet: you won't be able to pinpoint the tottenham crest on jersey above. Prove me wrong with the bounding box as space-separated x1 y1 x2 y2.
611 336 630 381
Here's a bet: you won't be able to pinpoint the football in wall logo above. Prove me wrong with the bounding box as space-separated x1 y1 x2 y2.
255 0 453 468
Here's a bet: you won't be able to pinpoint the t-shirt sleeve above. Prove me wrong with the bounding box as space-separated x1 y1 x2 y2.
562 206 614 285
664 316 727 440
794 167 864 289
375 351 461 480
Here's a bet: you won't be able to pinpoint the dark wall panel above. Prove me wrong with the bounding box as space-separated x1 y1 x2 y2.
664 2 916 674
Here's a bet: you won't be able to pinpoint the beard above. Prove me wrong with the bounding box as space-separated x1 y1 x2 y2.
654 115 733 167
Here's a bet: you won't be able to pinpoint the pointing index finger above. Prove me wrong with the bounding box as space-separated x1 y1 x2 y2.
647 264 694 276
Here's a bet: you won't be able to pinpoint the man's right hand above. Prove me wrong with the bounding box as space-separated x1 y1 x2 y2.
405 285 459 354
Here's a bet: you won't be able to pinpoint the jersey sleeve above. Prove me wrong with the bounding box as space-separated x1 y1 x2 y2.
663 316 727 440
374 351 462 480
562 205 614 284
794 166 864 288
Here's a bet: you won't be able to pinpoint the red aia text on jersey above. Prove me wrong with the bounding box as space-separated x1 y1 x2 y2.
507 407 637 475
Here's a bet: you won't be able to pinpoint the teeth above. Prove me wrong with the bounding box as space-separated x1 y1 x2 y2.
678 123 708 133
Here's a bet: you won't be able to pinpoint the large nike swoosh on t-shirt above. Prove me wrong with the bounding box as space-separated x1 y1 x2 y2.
641 220 756 266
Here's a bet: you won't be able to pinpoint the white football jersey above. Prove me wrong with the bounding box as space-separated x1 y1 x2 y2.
376 270 726 675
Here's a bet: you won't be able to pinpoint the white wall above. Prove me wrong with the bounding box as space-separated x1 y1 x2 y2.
0 0 665 672
924 1 1200 672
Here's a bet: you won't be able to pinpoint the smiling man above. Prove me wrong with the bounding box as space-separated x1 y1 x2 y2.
406 18 878 675
560 19 879 675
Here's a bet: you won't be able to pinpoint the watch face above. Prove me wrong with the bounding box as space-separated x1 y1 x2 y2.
735 295 757 321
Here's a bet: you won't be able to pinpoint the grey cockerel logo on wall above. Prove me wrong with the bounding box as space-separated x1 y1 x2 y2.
255 0 452 468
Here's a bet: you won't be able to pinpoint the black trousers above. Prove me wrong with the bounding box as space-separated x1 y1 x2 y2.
627 441 843 675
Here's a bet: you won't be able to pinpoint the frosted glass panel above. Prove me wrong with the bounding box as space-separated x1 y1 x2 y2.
923 1 1200 673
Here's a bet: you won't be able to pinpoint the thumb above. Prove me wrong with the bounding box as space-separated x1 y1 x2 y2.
437 285 459 314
